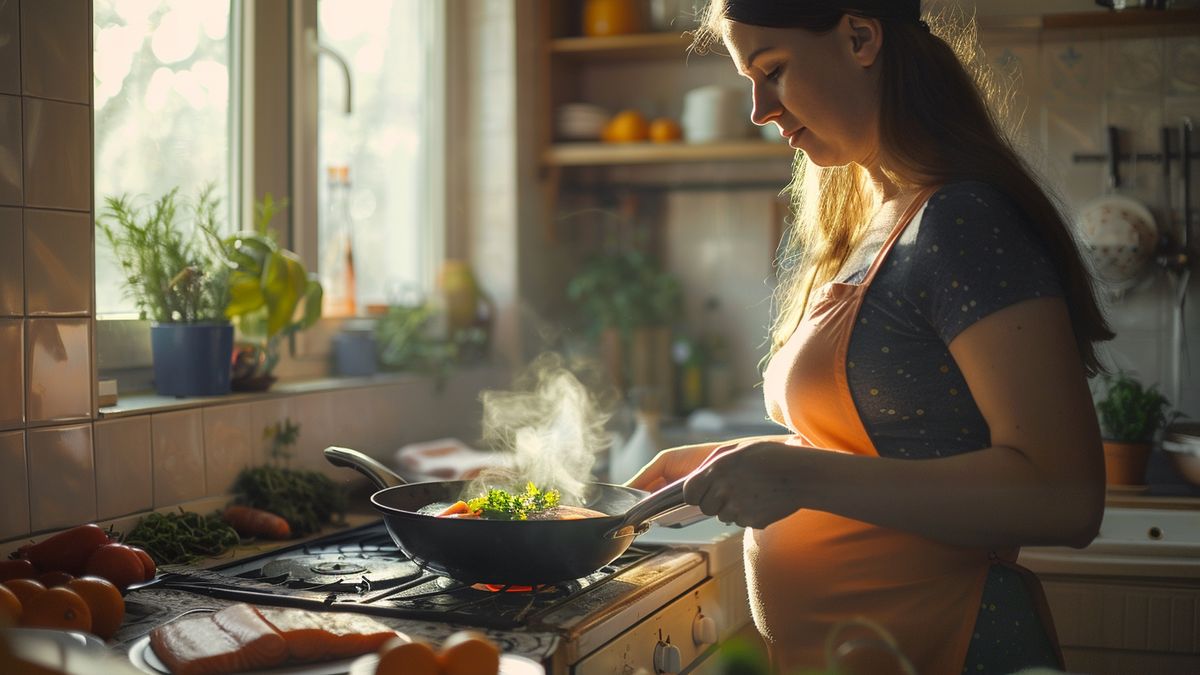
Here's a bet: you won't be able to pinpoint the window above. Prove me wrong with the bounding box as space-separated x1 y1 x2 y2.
314 0 445 313
93 0 238 318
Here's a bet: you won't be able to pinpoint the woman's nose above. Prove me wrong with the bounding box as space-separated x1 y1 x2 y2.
750 84 780 127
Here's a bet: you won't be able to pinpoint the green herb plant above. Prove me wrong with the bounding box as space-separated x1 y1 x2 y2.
97 185 230 323
1096 372 1174 443
566 250 682 338
122 509 241 565
375 302 487 385
221 195 323 379
230 418 346 537
467 483 561 520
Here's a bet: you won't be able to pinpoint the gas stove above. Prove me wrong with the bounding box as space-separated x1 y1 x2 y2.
115 519 746 674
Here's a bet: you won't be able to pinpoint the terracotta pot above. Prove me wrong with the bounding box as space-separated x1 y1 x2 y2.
1102 440 1151 486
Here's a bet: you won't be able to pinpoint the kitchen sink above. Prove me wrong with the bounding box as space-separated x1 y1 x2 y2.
1081 507 1200 557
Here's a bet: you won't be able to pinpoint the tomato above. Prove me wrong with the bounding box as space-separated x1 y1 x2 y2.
0 560 36 582
21 524 111 575
83 544 145 591
127 546 157 581
34 571 74 588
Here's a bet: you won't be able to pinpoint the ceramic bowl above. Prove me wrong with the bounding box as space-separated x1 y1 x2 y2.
1076 195 1157 288
1162 422 1200 486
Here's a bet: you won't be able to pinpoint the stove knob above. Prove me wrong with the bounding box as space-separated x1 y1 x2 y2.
692 612 719 646
653 640 682 674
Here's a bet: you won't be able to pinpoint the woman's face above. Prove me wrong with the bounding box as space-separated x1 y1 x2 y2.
723 17 883 168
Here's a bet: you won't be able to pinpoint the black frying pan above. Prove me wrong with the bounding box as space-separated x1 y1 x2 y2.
324 446 687 585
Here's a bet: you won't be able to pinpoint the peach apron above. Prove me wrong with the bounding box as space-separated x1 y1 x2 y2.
755 188 1056 674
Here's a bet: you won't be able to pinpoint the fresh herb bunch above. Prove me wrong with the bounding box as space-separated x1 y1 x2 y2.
231 466 346 537
566 249 682 337
123 510 241 565
467 483 561 520
375 303 487 383
1096 373 1173 443
97 185 230 323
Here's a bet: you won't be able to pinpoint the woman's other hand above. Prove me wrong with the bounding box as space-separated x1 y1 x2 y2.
682 439 809 529
624 443 722 492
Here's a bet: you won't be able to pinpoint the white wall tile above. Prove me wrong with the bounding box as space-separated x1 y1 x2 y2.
24 208 91 315
27 423 95 532
0 430 29 539
94 416 152 519
1106 38 1163 98
21 98 90 211
151 409 205 507
0 94 20 206
0 206 20 315
203 404 253 497
26 318 90 424
1165 36 1200 97
0 319 22 429
20 0 90 104
1042 39 1104 105
0 0 19 96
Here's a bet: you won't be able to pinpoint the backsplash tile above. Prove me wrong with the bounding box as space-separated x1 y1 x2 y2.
24 208 91 315
0 93 20 206
0 319 23 429
26 318 91 424
0 430 29 540
1043 38 1104 104
1165 36 1200 96
19 0 90 104
27 423 95 532
247 397 293 467
1106 38 1163 98
0 206 21 315
21 97 90 211
0 0 19 96
151 409 206 507
203 404 253 497
94 416 152 520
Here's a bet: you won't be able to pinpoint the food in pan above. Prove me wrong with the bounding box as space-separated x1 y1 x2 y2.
435 483 606 520
149 603 397 675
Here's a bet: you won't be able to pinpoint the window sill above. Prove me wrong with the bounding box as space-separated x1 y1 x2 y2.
97 363 506 419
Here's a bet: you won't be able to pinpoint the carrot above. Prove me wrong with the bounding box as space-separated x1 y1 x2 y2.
223 506 292 540
436 501 471 517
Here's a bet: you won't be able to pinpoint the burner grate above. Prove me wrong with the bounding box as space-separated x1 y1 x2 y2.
142 520 664 630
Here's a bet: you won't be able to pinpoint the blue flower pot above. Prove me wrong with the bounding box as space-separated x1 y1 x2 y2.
150 323 234 397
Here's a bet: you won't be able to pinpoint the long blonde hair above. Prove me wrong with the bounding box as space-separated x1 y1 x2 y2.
691 1 1113 375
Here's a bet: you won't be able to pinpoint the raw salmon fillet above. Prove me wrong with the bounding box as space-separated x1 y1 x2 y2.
149 614 268 675
210 604 289 669
257 607 397 661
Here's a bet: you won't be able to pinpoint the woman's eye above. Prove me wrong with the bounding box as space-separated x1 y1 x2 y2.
765 66 783 83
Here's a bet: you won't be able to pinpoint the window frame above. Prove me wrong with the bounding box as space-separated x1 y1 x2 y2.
96 0 450 388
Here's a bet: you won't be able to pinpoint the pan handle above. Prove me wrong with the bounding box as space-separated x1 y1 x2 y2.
324 446 409 489
607 478 689 539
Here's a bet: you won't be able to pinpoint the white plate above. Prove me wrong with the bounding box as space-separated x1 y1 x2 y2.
348 652 545 675
128 635 397 675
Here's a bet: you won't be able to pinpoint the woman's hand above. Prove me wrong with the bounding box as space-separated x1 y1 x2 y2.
624 443 720 493
682 439 809 530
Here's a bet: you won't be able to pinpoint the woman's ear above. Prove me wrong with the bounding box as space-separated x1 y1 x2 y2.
842 15 883 67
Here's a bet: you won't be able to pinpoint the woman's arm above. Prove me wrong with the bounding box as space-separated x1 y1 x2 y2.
685 296 1105 549
627 434 796 492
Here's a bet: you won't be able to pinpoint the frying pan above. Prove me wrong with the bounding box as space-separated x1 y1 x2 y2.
324 446 688 585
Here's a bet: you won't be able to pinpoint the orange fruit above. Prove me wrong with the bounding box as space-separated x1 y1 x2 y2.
648 117 683 143
376 636 440 675
21 586 92 632
602 110 649 143
3 579 47 609
438 630 501 675
67 577 125 640
35 571 74 588
0 585 21 627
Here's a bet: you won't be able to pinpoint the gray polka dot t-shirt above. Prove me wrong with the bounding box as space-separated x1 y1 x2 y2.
843 181 1063 460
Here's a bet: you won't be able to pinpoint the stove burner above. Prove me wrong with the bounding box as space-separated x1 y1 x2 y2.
261 554 418 588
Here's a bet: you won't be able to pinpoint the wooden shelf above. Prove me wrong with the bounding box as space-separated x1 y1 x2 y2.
545 141 794 167
1042 8 1200 30
548 31 696 62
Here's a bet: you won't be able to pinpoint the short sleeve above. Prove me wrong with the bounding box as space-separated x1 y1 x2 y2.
904 182 1064 345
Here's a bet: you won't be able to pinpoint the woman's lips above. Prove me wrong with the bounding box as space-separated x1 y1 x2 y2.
785 127 804 148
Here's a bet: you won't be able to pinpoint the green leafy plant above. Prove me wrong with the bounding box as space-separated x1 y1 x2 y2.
222 195 323 378
375 302 486 383
1096 373 1173 443
566 250 682 337
466 483 561 520
97 186 230 323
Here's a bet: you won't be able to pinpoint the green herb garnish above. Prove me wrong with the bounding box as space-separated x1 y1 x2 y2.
466 483 560 520
123 509 241 565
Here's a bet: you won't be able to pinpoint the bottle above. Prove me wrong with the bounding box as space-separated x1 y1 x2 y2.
321 165 357 317
672 334 707 417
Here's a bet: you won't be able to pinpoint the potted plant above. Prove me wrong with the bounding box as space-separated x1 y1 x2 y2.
98 186 233 397
1095 372 1173 486
566 249 681 400
221 195 323 391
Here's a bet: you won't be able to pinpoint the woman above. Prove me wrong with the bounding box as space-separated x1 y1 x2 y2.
626 1 1112 673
